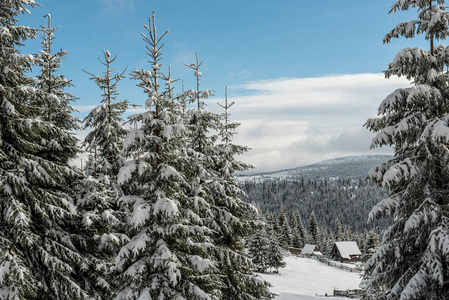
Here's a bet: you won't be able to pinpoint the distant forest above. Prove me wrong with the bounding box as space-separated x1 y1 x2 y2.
241 176 390 234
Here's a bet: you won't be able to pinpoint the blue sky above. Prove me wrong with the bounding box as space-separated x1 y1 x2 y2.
20 0 430 172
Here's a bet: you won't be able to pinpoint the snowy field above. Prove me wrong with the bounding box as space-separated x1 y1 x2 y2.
259 256 362 300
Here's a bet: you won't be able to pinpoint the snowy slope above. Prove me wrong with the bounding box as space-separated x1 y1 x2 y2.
259 256 362 300
238 155 392 181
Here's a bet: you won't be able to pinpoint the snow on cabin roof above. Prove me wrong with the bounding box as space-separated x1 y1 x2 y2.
334 242 362 259
302 244 316 255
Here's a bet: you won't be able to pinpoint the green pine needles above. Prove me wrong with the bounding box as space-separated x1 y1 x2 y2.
0 2 271 299
362 1 449 299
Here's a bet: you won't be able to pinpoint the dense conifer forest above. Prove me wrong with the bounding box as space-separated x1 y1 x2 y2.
241 176 389 234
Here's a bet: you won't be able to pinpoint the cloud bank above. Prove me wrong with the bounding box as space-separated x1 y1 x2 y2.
218 73 411 173
74 73 411 173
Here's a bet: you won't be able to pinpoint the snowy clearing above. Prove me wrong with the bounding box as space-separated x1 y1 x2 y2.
259 256 362 300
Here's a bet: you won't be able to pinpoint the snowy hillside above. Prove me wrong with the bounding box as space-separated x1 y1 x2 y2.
259 256 362 300
238 155 392 181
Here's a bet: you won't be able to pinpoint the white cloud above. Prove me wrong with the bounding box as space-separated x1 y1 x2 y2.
73 73 410 174
219 73 410 173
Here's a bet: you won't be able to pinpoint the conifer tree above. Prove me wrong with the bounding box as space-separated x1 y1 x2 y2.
290 217 303 248
83 48 129 179
114 13 219 300
266 213 281 240
267 235 285 273
309 211 319 246
210 88 273 299
364 230 379 253
278 208 292 248
32 14 80 156
184 51 217 156
248 227 270 273
77 48 131 299
0 3 92 299
362 1 449 298
334 218 344 241
294 212 307 247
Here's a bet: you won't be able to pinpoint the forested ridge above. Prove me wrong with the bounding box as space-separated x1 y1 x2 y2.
242 176 389 234
240 156 391 234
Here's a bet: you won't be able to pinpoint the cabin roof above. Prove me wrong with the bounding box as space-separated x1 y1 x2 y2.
302 244 316 255
334 242 362 259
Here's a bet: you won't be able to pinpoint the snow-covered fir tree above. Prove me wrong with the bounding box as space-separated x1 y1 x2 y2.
0 3 93 299
113 13 219 300
364 229 379 254
184 51 218 156
209 87 273 299
334 218 344 242
293 212 308 247
362 1 449 299
290 217 303 248
267 235 285 274
277 207 292 248
32 14 80 148
248 226 270 273
77 47 132 299
34 18 79 171
308 211 319 246
83 48 129 179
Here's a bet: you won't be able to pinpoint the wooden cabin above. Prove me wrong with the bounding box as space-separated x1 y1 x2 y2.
330 242 362 263
288 247 302 255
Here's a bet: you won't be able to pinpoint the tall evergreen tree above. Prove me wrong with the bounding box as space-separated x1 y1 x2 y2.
267 235 285 274
114 13 219 300
0 3 92 299
277 207 292 248
248 227 270 273
78 47 132 299
209 87 273 299
32 14 80 158
82 48 129 179
334 218 344 242
294 212 307 247
364 229 379 253
290 216 303 248
308 211 319 246
362 1 449 299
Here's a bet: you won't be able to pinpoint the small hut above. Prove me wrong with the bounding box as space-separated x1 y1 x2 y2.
288 247 302 255
330 242 362 263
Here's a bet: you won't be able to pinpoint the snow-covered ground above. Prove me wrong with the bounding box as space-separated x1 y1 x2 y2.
259 256 362 300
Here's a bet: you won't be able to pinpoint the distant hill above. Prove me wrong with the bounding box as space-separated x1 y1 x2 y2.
238 155 393 181
238 155 393 233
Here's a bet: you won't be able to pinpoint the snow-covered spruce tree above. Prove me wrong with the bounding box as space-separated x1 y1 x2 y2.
290 218 303 248
31 14 80 163
362 1 449 299
293 212 307 247
184 51 218 156
364 229 379 254
248 226 270 273
114 13 219 300
277 207 292 248
78 51 130 282
207 87 273 299
83 48 129 179
0 3 93 299
308 211 319 246
267 235 285 274
334 218 344 242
